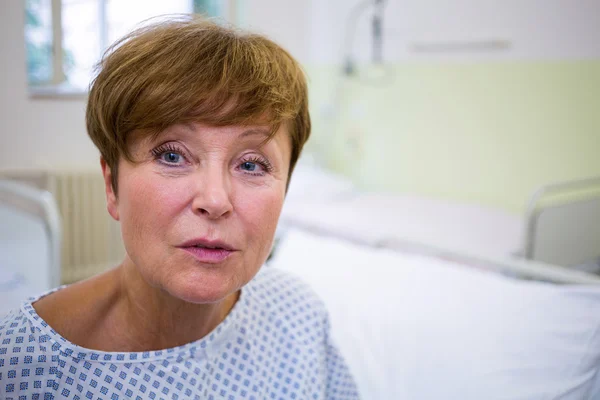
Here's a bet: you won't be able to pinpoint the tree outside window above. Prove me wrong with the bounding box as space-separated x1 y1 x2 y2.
25 0 232 95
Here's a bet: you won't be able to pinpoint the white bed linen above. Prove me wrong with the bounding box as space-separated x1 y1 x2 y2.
281 161 522 258
269 228 600 400
0 204 50 312
0 266 35 316
281 192 523 259
285 161 356 204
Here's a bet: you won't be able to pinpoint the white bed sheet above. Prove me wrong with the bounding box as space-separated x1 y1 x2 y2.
269 228 600 400
281 192 523 258
0 204 50 311
0 266 36 316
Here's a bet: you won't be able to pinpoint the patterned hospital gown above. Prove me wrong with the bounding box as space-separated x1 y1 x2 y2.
0 267 359 399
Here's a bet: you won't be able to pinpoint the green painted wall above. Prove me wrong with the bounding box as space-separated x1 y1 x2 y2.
305 60 600 213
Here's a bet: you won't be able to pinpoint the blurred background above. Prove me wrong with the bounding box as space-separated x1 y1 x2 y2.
1 0 599 293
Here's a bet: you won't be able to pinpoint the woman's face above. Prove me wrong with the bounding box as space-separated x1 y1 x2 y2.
102 122 291 303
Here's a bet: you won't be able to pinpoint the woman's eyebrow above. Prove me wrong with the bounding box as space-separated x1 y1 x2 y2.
239 128 271 139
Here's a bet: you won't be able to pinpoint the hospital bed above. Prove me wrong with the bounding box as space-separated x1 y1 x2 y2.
0 180 61 315
279 161 600 280
270 162 600 399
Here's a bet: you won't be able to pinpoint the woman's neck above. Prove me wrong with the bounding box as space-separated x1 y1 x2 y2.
33 259 239 353
114 258 240 351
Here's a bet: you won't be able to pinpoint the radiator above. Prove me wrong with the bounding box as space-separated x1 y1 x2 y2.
0 169 125 284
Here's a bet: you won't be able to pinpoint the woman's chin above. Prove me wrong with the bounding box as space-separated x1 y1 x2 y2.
166 275 237 305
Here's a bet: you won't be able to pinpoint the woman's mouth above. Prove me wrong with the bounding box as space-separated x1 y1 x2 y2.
179 239 237 263
181 245 234 263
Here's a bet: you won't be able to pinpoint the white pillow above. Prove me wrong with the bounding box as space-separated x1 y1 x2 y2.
284 161 356 205
268 229 600 400
279 193 523 258
277 161 356 242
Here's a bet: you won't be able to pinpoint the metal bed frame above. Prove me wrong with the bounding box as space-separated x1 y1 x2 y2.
524 176 600 268
371 175 600 285
0 179 62 289
379 234 600 285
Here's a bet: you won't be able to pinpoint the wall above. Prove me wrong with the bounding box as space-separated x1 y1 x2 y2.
307 61 600 213
300 0 600 213
308 0 600 63
0 1 97 171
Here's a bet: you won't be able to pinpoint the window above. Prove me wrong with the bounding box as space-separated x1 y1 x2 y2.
25 0 233 96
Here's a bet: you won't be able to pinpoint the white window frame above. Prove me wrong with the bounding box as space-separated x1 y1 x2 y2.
28 0 237 98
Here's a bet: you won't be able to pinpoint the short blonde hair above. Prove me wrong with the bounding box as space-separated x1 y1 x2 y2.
86 16 310 192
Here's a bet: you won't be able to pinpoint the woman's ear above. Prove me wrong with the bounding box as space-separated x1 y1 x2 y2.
100 158 120 221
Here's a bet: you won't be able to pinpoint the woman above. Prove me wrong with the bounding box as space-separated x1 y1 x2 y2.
0 17 359 399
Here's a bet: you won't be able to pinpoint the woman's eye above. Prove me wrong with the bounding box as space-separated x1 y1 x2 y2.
239 158 271 175
160 151 183 165
151 144 188 166
241 161 259 172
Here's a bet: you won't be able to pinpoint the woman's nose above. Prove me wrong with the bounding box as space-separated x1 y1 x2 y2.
191 168 233 219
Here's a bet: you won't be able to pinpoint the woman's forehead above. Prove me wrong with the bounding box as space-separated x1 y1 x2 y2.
129 121 290 152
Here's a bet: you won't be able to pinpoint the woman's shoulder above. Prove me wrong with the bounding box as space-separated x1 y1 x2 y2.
0 307 42 371
245 265 329 326
25 269 121 352
253 265 326 303
0 306 30 337
0 273 114 357
1 295 47 339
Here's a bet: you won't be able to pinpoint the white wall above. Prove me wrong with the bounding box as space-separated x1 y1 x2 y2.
0 1 97 171
305 0 600 64
237 0 311 63
2 0 599 171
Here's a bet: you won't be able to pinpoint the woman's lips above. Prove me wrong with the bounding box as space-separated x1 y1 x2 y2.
181 246 234 263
